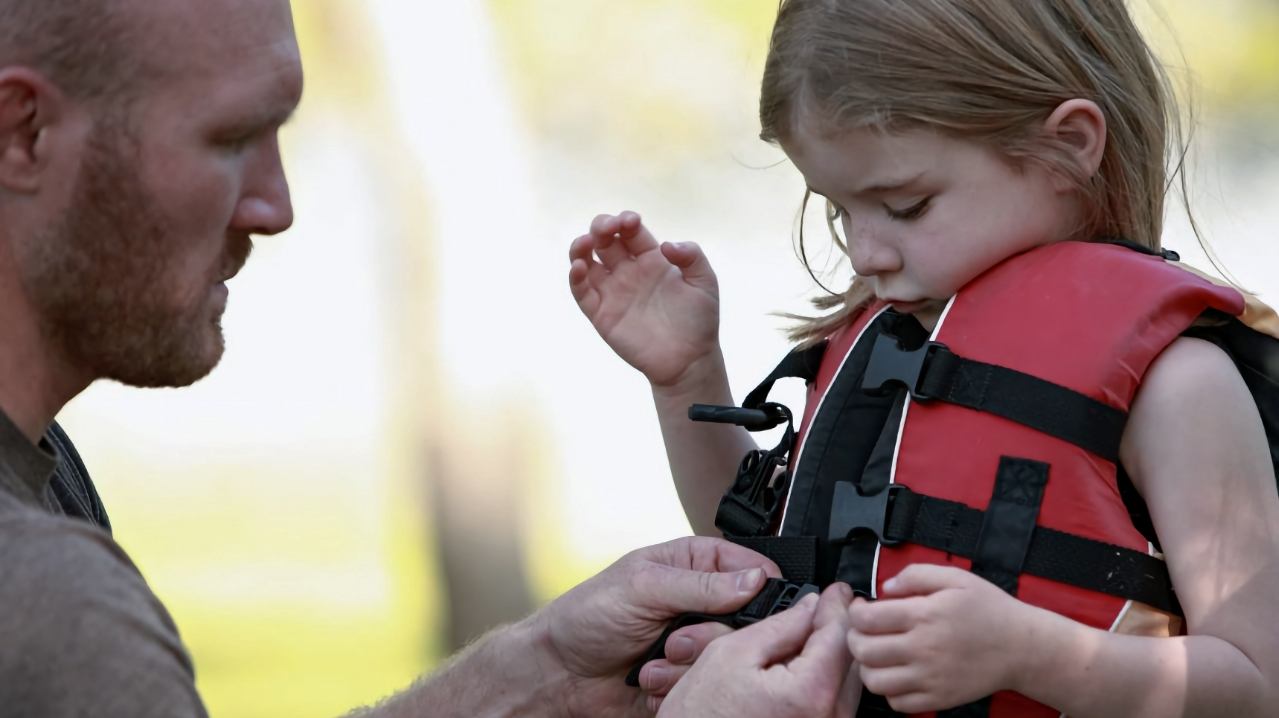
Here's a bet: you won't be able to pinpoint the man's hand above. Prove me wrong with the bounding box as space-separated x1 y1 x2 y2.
529 536 782 717
656 583 859 718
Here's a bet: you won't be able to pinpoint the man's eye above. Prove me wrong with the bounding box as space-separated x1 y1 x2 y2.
884 197 932 221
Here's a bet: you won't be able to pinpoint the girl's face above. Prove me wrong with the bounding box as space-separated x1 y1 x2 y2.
781 120 1078 328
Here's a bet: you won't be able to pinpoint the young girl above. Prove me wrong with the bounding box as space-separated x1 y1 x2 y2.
568 1 1279 716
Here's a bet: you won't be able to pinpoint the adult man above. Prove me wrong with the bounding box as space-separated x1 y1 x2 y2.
0 0 853 715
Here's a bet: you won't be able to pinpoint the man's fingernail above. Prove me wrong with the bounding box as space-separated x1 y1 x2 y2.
641 665 669 690
736 568 763 594
666 635 695 662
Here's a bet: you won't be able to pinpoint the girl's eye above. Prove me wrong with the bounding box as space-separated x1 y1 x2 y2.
884 197 932 221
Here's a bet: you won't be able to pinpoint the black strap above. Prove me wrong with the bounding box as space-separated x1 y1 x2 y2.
886 487 1180 614
970 457 1050 595
727 535 818 585
742 341 827 409
946 458 1049 717
829 485 1180 614
919 347 1127 463
861 332 1128 463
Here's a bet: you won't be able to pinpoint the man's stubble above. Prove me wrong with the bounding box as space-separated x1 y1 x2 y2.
20 115 249 389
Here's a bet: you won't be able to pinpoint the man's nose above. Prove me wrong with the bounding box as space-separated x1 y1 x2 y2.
233 137 294 237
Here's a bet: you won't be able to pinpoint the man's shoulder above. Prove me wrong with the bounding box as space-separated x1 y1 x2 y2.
0 511 207 717
0 507 135 588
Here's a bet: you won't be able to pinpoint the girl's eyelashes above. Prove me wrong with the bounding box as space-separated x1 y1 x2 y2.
826 197 932 223
884 196 932 221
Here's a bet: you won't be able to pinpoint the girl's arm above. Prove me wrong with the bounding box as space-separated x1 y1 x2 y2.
650 346 758 536
1013 335 1279 716
568 211 756 535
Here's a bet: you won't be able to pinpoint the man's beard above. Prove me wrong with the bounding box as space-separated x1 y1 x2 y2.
20 118 248 389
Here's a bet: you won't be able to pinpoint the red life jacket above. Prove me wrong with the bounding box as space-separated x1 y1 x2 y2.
779 241 1243 716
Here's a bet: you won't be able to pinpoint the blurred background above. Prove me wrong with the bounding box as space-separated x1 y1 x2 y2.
56 0 1278 715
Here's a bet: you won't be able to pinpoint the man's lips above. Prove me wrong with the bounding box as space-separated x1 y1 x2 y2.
217 237 255 283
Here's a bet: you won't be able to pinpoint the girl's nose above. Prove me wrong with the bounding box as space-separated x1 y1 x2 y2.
849 233 901 277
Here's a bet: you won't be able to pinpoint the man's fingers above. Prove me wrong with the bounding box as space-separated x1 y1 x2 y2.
789 614 854 678
668 535 781 577
664 621 734 664
637 562 769 618
718 592 819 664
637 659 690 697
812 583 854 632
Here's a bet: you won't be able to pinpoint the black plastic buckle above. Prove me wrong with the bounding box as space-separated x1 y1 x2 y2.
689 403 789 432
828 482 904 547
861 333 942 400
714 450 789 537
624 579 819 687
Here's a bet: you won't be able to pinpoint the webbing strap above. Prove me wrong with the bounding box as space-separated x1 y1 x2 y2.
970 457 1050 595
742 341 827 409
944 458 1049 717
861 334 1128 463
918 346 1127 463
884 488 1180 614
728 535 818 585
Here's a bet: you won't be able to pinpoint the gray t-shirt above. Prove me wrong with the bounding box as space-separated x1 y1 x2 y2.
0 409 207 717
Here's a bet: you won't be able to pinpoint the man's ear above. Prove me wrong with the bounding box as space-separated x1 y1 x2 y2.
0 68 67 194
1043 98 1107 191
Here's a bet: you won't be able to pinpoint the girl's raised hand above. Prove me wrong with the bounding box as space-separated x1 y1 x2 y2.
568 211 721 388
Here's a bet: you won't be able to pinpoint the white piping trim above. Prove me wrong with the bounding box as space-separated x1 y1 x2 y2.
779 306 892 530
872 295 959 599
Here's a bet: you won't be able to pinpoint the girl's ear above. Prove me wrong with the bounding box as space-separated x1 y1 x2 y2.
1043 98 1107 190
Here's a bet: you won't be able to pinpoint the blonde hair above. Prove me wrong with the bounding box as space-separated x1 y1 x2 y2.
760 0 1189 344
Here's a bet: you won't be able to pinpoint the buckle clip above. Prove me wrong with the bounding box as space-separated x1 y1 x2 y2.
861 333 943 400
829 482 904 547
624 579 820 687
714 449 789 537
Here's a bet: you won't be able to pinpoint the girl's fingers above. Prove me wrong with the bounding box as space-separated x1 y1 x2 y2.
589 213 620 238
846 630 912 669
847 596 919 635
857 664 922 700
660 241 717 291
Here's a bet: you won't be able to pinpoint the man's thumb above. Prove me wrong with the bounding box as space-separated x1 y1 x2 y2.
652 565 767 617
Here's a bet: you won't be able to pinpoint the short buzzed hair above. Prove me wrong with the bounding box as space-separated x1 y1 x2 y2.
0 0 148 102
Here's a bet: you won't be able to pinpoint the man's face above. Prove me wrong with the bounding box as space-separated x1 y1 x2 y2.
21 0 303 388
